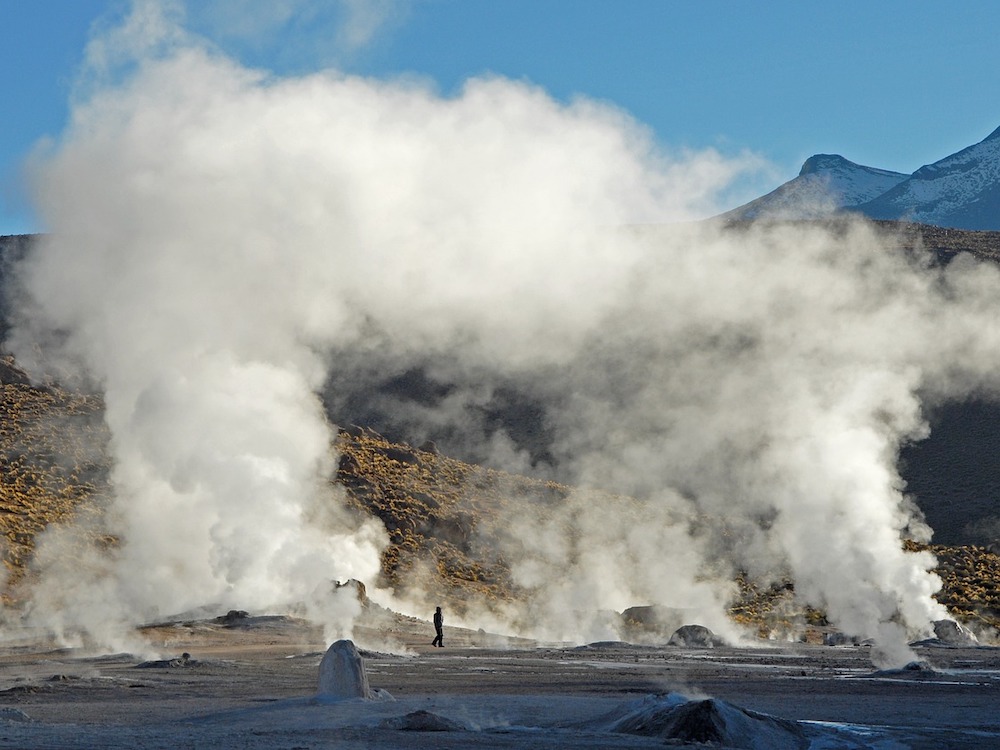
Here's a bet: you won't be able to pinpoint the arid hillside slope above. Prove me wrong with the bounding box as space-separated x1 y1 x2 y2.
1 353 999 635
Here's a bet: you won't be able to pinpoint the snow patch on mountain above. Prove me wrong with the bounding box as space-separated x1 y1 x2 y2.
854 126 1000 229
721 154 908 221
720 126 1000 230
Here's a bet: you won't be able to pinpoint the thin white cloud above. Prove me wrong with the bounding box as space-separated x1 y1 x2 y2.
184 0 409 67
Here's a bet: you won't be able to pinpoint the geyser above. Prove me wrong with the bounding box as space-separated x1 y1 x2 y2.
317 639 374 700
7 2 1000 664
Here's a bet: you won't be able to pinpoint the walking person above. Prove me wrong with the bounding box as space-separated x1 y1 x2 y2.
431 606 444 647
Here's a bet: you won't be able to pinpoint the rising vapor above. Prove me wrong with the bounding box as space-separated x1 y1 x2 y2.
6 2 1000 665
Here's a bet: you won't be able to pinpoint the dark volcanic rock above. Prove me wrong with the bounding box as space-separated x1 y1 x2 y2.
379 709 466 731
823 632 862 646
136 653 197 669
333 578 369 606
603 694 813 749
899 398 1000 547
932 618 979 646
863 661 942 680
0 356 30 386
216 610 250 624
667 624 721 648
621 605 686 637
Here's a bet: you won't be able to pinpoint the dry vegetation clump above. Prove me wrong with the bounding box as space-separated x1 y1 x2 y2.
872 220 1000 263
905 539 1000 630
729 575 804 637
727 542 1000 638
728 575 845 642
0 358 109 597
335 425 570 608
722 218 1000 265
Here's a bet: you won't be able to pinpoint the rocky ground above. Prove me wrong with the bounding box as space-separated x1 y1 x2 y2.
0 606 997 749
873 220 1000 262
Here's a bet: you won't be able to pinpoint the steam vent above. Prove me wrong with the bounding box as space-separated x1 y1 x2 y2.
5 222 1000 644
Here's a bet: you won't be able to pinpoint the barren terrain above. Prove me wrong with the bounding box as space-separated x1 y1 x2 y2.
1 608 999 749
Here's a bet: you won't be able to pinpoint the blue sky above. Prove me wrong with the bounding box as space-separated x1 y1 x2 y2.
2 0 1000 236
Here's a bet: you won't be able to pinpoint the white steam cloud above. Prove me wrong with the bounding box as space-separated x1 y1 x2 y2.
6 4 1000 665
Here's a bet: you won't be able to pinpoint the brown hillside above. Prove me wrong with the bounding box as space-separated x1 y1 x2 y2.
875 220 1000 262
0 357 109 592
335 424 569 604
1 353 998 634
719 218 1000 263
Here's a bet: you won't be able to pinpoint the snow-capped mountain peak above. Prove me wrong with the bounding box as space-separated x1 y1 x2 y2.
720 154 908 222
856 126 1000 229
720 125 1000 230
911 125 1000 180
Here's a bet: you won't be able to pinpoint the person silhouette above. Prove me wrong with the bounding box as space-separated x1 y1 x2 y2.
431 606 444 647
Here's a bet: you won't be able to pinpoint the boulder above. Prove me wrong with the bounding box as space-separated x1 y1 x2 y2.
933 619 979 646
379 709 465 731
0 358 30 386
0 707 33 722
317 639 373 699
620 605 687 638
865 660 939 680
667 624 720 648
823 632 860 646
333 579 369 607
217 609 250 624
136 653 197 669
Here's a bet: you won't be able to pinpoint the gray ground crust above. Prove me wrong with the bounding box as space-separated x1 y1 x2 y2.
0 615 998 749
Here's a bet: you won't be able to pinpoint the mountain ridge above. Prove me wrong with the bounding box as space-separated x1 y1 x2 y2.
719 155 907 222
724 125 1000 230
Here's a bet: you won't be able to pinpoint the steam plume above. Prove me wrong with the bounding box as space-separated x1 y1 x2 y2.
7 4 1000 665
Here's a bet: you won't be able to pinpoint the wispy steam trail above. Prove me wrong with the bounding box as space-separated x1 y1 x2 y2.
7 3 1000 664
